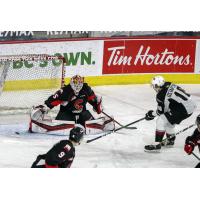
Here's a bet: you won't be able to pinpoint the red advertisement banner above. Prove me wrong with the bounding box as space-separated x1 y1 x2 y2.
102 39 196 74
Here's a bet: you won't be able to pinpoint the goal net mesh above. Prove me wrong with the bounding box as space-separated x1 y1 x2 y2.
0 54 65 115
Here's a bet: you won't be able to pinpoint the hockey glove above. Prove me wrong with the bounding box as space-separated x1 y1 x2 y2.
184 136 195 155
31 154 46 168
145 110 156 121
93 96 103 114
35 104 49 114
30 104 49 121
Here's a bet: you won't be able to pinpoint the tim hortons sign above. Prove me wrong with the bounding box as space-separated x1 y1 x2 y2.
102 39 196 74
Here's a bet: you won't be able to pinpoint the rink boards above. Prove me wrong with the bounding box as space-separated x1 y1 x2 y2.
1 37 200 91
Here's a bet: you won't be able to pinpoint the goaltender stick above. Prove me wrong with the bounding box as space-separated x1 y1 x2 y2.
30 75 114 134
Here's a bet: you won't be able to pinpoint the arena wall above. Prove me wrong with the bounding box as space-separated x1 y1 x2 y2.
1 37 200 91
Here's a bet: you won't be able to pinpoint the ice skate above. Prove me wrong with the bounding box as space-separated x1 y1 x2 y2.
161 135 176 148
144 142 161 153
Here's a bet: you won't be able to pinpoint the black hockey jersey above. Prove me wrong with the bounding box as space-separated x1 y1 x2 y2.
156 82 196 116
45 140 75 168
45 83 99 114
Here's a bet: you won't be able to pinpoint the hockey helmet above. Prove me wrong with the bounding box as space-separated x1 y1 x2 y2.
70 75 84 95
196 114 200 129
151 76 165 92
69 125 85 144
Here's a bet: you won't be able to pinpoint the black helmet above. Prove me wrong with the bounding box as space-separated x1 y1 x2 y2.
196 114 200 127
69 126 85 144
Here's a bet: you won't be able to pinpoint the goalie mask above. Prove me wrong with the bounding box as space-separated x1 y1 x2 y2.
151 76 165 93
70 75 84 95
196 114 200 130
69 125 85 145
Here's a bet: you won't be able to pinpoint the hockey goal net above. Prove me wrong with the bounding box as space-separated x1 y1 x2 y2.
0 54 65 114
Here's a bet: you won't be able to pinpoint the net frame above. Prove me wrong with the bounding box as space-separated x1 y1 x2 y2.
0 54 66 88
0 54 66 114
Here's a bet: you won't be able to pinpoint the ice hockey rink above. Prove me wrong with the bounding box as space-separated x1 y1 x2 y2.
0 84 200 168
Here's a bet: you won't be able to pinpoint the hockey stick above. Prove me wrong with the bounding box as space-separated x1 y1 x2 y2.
86 117 145 143
192 152 200 161
102 111 137 130
161 124 196 145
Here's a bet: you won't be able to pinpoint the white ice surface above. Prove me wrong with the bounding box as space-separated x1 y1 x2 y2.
0 84 200 168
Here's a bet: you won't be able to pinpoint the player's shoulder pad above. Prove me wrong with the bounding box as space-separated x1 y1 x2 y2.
61 84 74 95
163 82 171 88
156 82 170 101
63 144 72 152
82 83 93 93
62 84 72 91
159 82 171 94
83 82 90 88
59 140 73 150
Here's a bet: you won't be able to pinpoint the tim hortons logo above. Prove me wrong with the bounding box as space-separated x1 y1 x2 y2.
107 45 191 66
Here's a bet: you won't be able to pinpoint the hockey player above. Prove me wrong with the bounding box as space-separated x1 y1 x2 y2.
30 75 104 132
144 76 196 152
31 125 85 168
184 114 200 168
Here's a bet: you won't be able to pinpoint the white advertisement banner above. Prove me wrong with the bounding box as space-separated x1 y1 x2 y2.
194 40 200 74
0 40 104 80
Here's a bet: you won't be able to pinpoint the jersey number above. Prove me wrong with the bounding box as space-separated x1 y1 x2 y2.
58 152 65 158
174 86 190 101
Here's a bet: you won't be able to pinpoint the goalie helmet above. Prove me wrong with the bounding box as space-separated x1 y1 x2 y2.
70 75 84 95
69 125 85 144
196 114 200 129
151 76 165 92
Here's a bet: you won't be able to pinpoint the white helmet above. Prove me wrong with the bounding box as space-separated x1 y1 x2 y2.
70 75 84 95
151 76 165 92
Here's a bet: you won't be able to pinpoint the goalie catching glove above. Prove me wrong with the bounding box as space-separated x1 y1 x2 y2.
30 104 50 121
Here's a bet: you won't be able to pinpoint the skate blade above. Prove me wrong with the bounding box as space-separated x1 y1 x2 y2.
161 144 174 148
163 145 174 148
144 149 161 153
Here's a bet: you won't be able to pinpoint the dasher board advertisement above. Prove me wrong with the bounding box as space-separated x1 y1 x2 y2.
0 40 104 80
103 39 196 74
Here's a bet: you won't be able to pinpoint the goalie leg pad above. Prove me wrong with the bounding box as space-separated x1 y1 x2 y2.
85 117 115 135
103 117 115 131
30 119 75 133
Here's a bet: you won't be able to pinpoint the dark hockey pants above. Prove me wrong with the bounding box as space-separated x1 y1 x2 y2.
164 106 192 125
55 110 94 127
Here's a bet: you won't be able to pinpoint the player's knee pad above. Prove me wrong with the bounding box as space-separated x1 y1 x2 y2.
156 114 169 131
